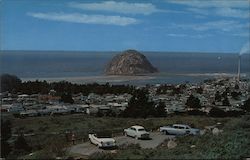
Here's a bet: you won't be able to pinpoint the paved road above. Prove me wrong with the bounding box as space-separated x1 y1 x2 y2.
69 132 174 156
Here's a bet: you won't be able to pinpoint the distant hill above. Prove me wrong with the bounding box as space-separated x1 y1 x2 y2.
105 49 158 75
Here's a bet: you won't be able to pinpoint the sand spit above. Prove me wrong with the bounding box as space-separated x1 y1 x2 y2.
21 75 156 84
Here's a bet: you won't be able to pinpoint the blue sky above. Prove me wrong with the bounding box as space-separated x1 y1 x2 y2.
1 0 250 53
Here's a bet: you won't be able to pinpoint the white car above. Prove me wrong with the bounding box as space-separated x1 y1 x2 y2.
159 124 200 135
88 134 116 148
124 125 150 139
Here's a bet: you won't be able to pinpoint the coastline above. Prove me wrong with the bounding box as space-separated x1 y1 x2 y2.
21 75 156 84
20 72 248 84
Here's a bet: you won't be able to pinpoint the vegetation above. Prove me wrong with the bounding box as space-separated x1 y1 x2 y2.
12 135 32 157
209 107 244 117
60 92 74 104
0 74 135 96
155 101 167 117
222 96 230 106
185 94 201 109
1 119 12 158
0 74 21 92
215 91 222 102
122 89 166 118
3 111 248 159
242 98 250 112
1 74 249 159
231 91 242 100
90 115 250 159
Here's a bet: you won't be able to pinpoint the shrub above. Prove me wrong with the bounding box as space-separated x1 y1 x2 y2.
242 98 250 112
209 107 227 117
41 136 69 158
60 92 74 104
14 135 32 153
226 110 244 117
0 74 21 92
122 89 156 118
1 119 12 158
187 110 207 116
186 95 201 109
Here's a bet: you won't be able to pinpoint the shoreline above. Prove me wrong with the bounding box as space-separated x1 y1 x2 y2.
20 72 248 84
21 75 156 84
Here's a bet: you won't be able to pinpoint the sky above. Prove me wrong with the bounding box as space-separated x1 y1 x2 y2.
1 0 250 53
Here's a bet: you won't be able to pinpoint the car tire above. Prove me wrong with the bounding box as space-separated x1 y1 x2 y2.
89 138 93 144
165 131 169 135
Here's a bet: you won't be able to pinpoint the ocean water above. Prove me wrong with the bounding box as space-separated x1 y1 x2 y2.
1 51 250 84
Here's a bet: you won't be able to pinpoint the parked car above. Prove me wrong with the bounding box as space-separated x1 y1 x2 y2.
88 134 116 148
159 124 200 135
124 125 150 139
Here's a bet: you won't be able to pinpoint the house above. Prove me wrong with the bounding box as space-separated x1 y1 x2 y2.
49 89 56 96
9 104 24 113
1 104 12 112
75 104 89 113
1 97 15 104
49 105 71 115
86 107 98 115
65 104 88 113
87 104 110 115
37 105 53 116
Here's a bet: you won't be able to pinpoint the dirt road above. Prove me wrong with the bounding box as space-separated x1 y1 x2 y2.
69 132 174 156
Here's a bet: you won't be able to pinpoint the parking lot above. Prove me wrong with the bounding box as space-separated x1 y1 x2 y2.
69 132 175 156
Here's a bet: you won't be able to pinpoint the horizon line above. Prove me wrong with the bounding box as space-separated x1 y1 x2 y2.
0 49 242 55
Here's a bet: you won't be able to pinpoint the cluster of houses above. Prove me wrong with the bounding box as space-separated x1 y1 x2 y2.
1 77 249 117
149 77 249 114
0 91 132 117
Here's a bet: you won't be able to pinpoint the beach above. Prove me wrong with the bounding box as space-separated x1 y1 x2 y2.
21 75 156 84
20 72 247 85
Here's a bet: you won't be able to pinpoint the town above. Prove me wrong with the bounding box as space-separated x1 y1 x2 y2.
1 74 250 159
1 75 249 118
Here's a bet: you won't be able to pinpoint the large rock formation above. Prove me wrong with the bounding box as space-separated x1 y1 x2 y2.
105 49 158 75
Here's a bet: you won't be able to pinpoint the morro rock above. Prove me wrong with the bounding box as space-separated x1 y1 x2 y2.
105 49 158 75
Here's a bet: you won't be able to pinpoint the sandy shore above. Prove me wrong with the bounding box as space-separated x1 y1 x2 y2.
21 75 156 84
21 72 247 84
176 73 247 77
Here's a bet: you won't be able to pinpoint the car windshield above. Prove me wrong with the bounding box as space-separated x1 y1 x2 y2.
95 134 112 138
97 135 111 138
138 128 145 131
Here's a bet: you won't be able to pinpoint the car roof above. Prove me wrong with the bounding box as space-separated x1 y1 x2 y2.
173 124 190 127
131 125 145 129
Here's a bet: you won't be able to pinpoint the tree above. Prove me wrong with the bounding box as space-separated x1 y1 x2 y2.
215 91 222 102
14 135 32 153
122 89 155 118
1 120 12 158
222 88 230 98
37 136 68 159
60 92 74 104
234 84 239 90
222 97 230 106
0 74 21 92
242 98 250 112
209 107 227 117
196 87 203 94
155 101 167 117
231 91 241 100
185 95 201 109
1 141 12 158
